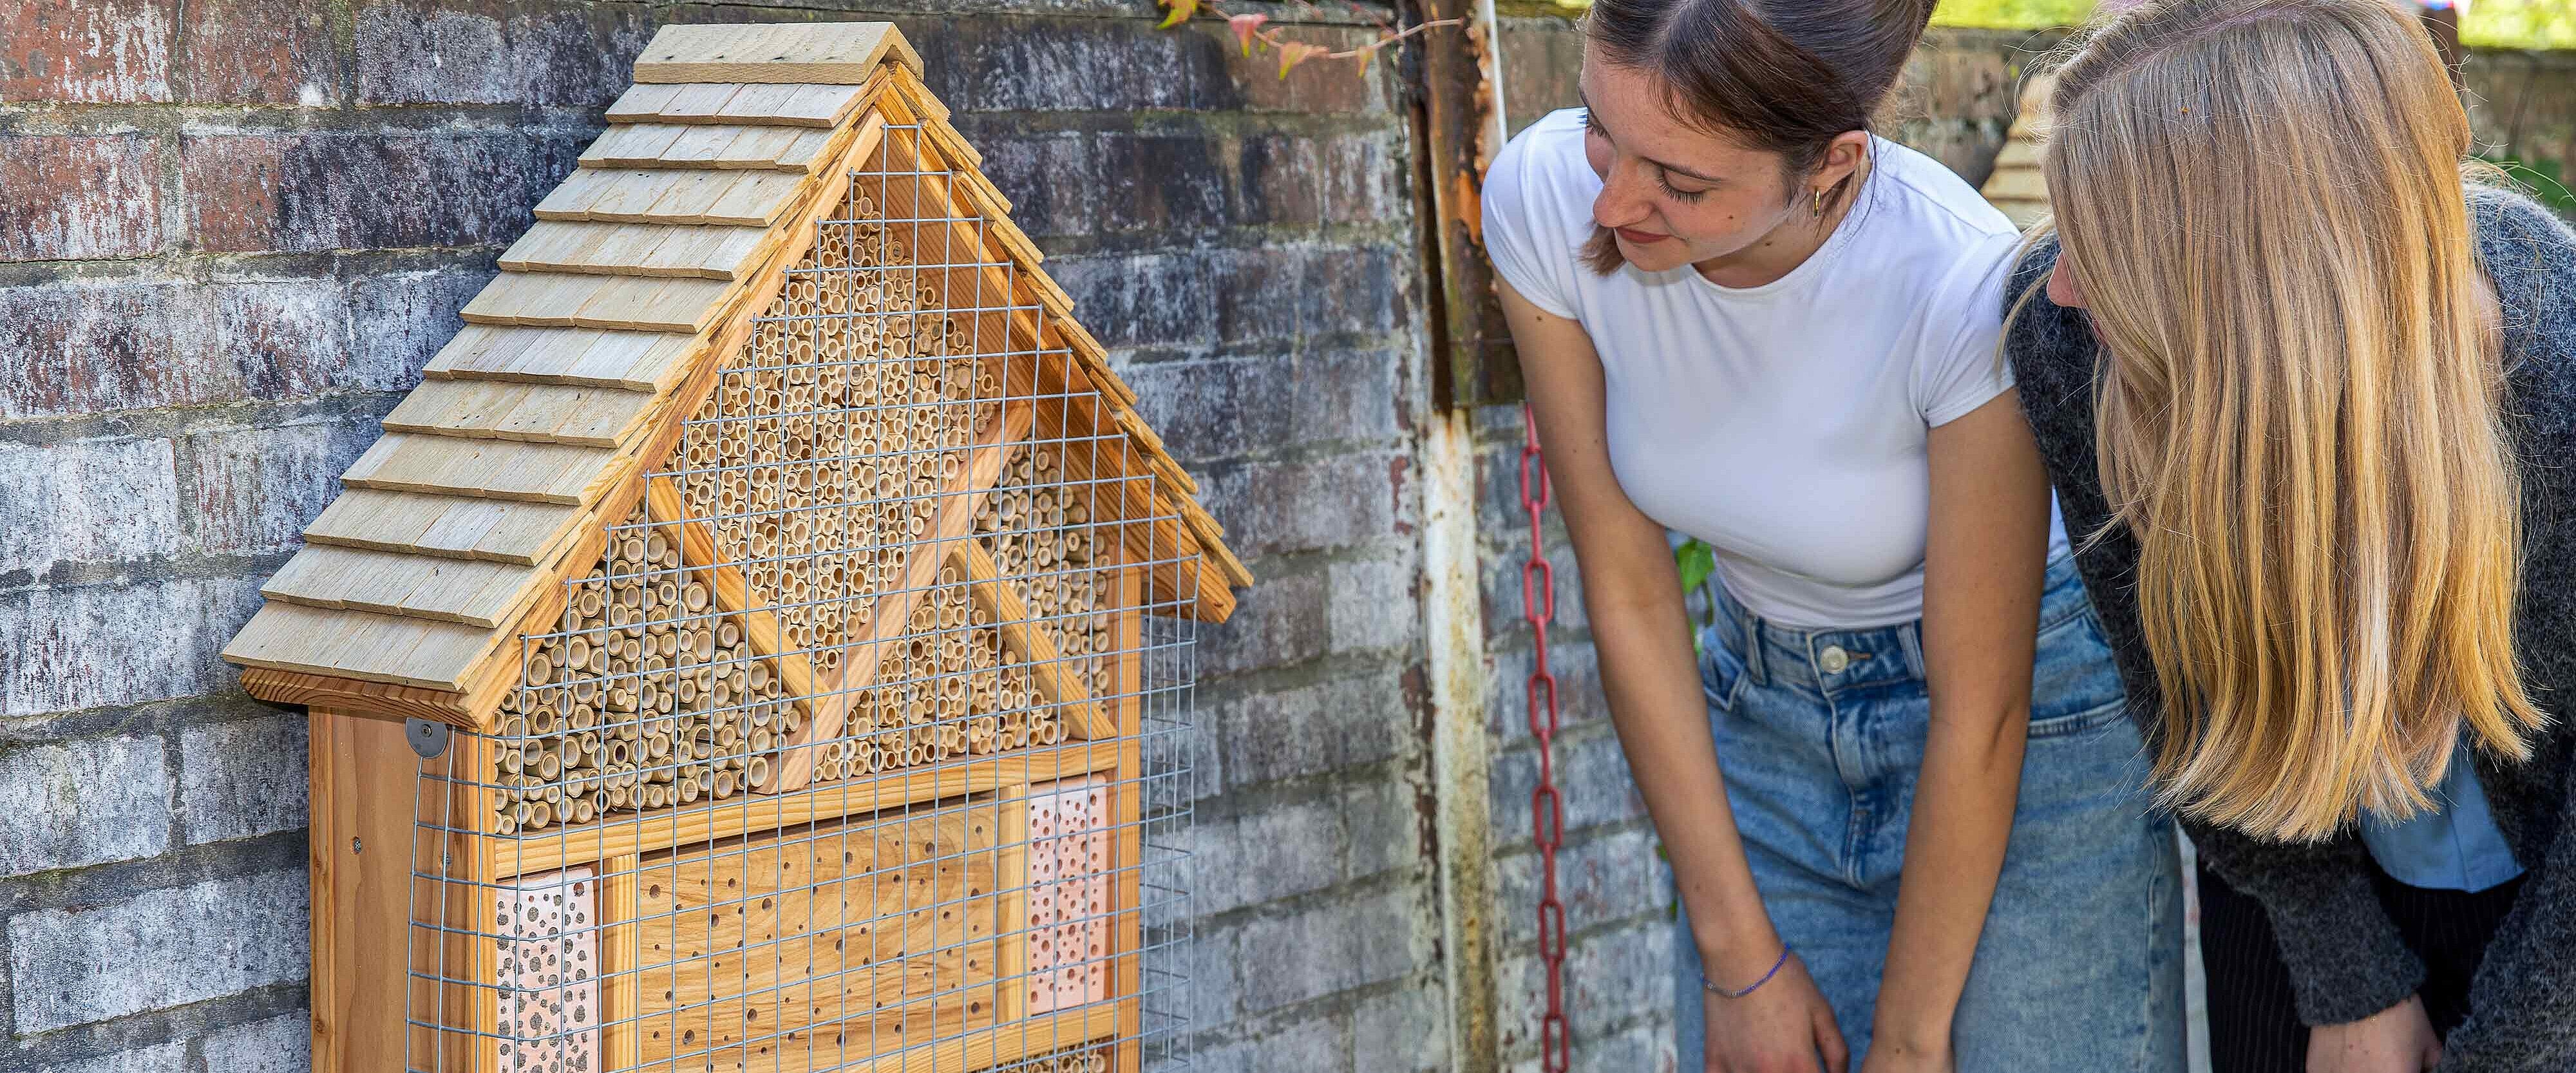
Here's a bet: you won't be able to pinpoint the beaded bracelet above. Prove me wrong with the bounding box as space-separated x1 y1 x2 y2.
1701 947 1790 1000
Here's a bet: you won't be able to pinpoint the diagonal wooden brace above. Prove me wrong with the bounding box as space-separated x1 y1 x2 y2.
947 540 1113 741
761 397 1033 794
643 476 826 723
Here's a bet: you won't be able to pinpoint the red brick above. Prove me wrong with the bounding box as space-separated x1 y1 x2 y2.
177 0 340 104
0 0 175 102
0 135 167 261
182 128 582 253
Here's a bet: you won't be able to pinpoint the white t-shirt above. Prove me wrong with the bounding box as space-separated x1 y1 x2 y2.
1482 108 2067 629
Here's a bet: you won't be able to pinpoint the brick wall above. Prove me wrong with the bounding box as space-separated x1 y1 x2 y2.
6 6 2571 1073
0 3 1437 1070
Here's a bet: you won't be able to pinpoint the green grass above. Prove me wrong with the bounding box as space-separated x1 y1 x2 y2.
1929 0 2576 48
1929 0 2094 30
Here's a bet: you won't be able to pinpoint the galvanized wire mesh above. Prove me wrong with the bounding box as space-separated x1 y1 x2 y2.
404 122 1199 1073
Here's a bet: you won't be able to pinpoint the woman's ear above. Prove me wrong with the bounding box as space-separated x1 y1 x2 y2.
2047 254 2089 309
1811 131 1873 202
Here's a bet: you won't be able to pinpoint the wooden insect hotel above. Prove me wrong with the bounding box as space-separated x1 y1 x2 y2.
220 23 1249 1073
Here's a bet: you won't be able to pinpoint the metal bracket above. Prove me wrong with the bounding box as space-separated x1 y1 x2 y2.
406 717 452 759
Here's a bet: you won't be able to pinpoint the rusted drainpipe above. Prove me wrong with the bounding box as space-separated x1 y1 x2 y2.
1403 0 1512 1067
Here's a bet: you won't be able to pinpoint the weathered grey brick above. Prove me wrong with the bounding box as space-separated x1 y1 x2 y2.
0 0 175 103
180 715 308 845
1350 977 1450 1073
1487 725 1649 848
1227 887 1417 1014
0 276 368 422
347 265 497 392
1198 565 1326 678
1211 663 1412 790
1493 921 1676 1065
927 18 1385 115
7 869 309 1034
0 435 182 582
1339 774 1425 883
972 127 1403 240
1329 555 1421 656
1190 1007 1343 1073
1048 244 1408 350
202 1011 312 1073
353 0 653 107
182 416 381 559
1483 641 1608 748
44 1041 191 1073
1121 348 1407 464
0 735 171 878
182 127 583 253
1492 827 1669 943
1195 795 1345 916
0 576 265 717
0 134 168 261
1197 451 1408 562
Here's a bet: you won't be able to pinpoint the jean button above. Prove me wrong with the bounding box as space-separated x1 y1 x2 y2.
1818 645 1850 674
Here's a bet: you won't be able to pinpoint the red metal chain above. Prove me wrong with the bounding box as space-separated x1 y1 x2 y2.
1520 402 1570 1073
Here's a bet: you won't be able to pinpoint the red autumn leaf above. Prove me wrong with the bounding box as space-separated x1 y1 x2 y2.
1157 0 1198 30
1276 41 1327 79
1228 13 1269 55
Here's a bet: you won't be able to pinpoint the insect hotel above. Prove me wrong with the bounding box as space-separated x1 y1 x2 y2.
220 23 1249 1073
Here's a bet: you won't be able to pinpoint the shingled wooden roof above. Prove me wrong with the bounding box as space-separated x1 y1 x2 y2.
222 23 1248 726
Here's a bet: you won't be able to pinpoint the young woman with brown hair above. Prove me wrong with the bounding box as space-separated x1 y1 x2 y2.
1481 1 2186 1070
2006 1 2576 1068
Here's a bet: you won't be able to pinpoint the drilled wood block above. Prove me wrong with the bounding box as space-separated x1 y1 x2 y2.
490 865 601 1073
629 802 1019 1070
1024 775 1110 1015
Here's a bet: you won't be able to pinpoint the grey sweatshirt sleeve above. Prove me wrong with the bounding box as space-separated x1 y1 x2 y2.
2436 186 2576 1073
1998 238 2427 1027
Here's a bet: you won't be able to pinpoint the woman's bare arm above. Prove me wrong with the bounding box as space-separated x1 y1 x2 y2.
1500 279 1847 1072
1867 393 2052 1065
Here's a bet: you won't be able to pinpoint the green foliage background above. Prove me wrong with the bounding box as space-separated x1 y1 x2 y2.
1929 0 2576 48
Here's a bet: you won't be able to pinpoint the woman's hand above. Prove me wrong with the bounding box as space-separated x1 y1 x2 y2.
2307 995 2441 1073
1703 950 1848 1073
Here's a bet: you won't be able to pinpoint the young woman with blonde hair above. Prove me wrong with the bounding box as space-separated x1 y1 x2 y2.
1481 0 2187 1069
2007 1 2576 1068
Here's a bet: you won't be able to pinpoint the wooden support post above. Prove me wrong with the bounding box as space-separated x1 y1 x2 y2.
599 852 643 1073
1110 565 1144 1073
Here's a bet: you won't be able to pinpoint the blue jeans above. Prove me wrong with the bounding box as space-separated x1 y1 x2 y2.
1674 555 2185 1072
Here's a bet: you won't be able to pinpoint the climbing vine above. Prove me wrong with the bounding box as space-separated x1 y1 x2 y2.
1153 0 1464 78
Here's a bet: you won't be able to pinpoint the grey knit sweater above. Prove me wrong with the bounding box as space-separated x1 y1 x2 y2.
2005 187 2576 1072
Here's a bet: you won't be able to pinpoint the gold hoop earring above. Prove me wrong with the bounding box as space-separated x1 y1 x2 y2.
1811 188 1826 220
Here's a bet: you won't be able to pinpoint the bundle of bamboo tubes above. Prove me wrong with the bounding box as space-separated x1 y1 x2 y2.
1010 1047 1110 1073
808 568 1066 785
491 502 797 836
976 443 1121 703
676 205 1000 682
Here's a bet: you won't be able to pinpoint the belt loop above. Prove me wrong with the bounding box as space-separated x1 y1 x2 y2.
1895 620 1927 682
1730 591 1770 688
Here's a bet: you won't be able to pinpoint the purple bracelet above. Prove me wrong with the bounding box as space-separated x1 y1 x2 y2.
1701 947 1791 999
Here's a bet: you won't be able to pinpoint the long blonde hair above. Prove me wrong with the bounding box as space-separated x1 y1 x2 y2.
2037 0 2544 841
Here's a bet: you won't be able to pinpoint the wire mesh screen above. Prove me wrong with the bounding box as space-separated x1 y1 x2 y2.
404 120 1200 1073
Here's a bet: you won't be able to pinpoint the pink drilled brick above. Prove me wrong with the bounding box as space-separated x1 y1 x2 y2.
490 864 600 1073
1024 775 1110 1014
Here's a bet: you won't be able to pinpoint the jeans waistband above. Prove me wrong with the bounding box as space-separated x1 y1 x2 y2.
1707 554 2088 695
